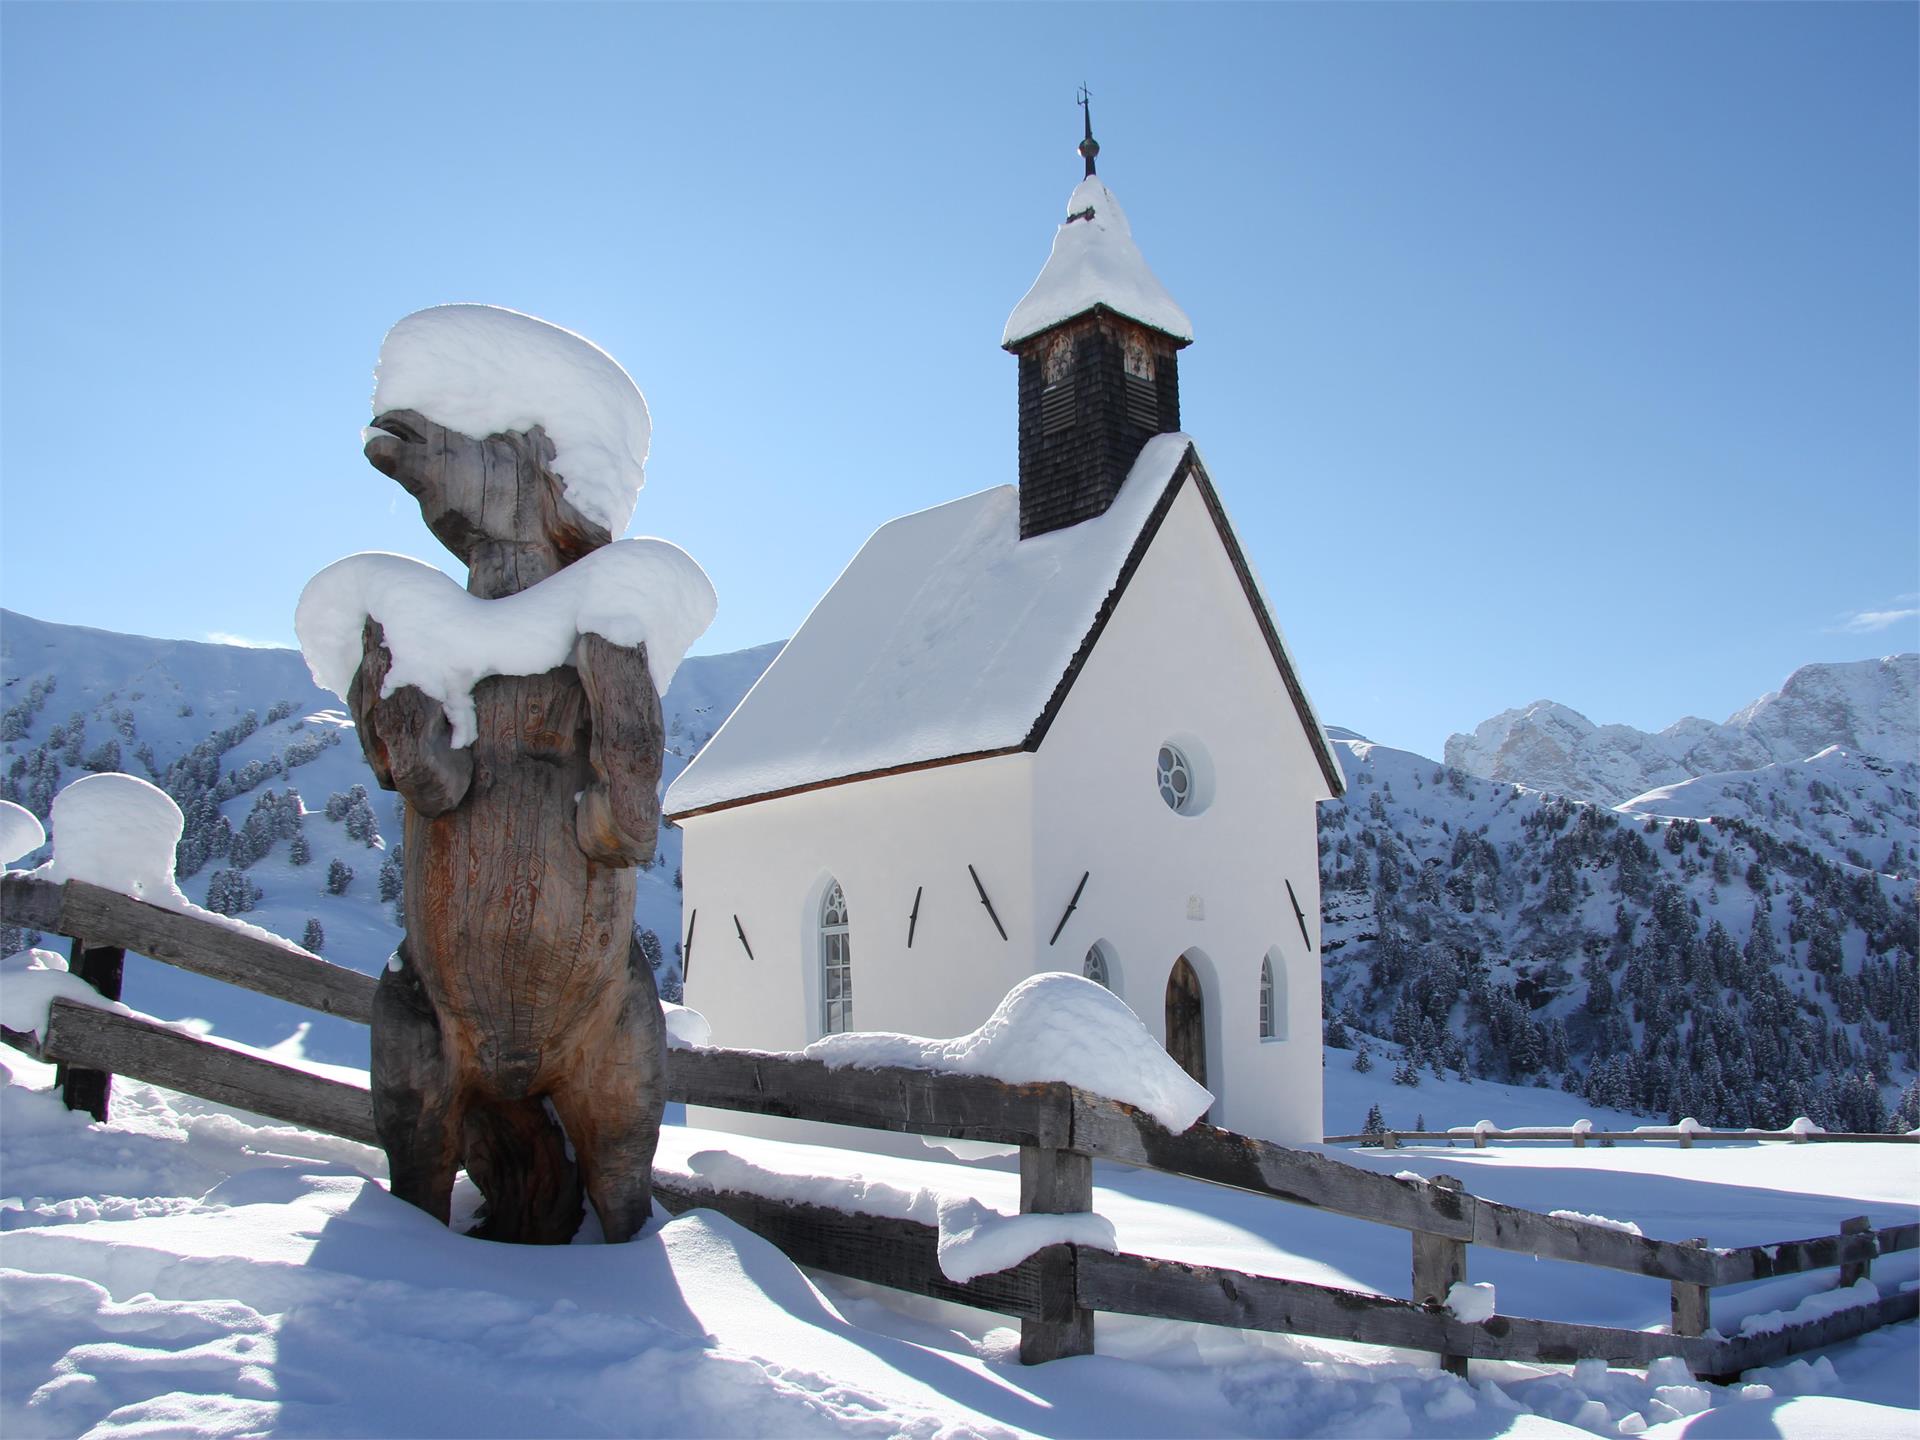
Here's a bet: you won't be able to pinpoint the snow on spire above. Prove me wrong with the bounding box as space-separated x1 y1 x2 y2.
1002 152 1193 349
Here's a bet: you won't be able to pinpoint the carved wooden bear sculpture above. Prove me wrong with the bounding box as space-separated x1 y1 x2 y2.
350 407 666 1244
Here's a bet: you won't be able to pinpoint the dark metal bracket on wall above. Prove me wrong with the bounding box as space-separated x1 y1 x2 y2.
683 908 698 982
733 914 753 961
967 865 1008 941
907 885 923 948
1048 871 1090 946
1285 879 1312 951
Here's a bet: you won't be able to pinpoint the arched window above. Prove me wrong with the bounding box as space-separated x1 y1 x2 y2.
1083 941 1112 990
1259 950 1285 1040
820 880 852 1035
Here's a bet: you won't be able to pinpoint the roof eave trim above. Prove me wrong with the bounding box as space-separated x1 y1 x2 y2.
665 743 1028 822
1002 301 1195 353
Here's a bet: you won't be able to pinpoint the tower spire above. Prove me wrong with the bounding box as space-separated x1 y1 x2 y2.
1077 84 1099 178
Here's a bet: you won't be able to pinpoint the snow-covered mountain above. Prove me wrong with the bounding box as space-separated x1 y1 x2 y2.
1444 655 1918 808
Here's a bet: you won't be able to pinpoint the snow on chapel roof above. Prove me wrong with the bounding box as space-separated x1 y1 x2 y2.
1002 176 1193 348
665 435 1344 817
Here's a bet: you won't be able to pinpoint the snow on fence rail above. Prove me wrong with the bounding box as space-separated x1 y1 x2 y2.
4 871 1915 1378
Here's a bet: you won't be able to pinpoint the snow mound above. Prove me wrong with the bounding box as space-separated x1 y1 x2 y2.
1004 176 1192 346
1739 1280 1880 1336
372 305 651 536
934 1194 1117 1284
802 972 1214 1133
674 1149 1116 1284
0 947 129 1038
37 773 190 907
1551 1209 1645 1237
28 775 309 955
296 540 716 747
1445 1280 1496 1323
0 798 45 864
662 1001 712 1049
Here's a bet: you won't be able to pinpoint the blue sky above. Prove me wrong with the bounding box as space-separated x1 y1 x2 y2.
3 3 1914 760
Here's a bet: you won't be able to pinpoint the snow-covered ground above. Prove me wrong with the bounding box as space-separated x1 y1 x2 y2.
2 1042 1913 1438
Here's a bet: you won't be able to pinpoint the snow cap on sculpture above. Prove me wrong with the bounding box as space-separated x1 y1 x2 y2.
372 305 652 536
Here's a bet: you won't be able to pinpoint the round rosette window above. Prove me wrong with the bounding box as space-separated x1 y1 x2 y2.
1155 736 1214 816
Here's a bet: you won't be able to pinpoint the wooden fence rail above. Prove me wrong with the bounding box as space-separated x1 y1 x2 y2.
5 874 1916 1379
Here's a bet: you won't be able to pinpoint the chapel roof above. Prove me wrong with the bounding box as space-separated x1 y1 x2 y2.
663 434 1345 819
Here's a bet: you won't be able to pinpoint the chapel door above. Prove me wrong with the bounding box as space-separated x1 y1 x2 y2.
1164 956 1208 1101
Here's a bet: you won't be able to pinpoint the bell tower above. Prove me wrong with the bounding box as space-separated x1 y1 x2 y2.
1003 92 1193 540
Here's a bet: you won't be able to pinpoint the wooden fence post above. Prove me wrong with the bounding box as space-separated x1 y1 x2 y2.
1670 1237 1711 1340
1839 1215 1872 1289
56 937 125 1121
1019 1145 1094 1364
1382 1130 1398 1150
1412 1174 1468 1377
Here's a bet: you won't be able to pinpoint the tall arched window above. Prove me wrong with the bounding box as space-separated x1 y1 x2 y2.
1259 950 1284 1040
819 880 852 1035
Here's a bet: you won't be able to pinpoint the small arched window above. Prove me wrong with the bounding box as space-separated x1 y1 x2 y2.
820 880 852 1035
1083 941 1112 990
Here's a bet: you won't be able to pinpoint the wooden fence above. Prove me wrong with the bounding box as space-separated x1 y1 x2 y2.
4 870 1916 1378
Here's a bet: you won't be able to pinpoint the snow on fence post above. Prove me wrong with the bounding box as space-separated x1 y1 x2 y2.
1669 1236 1711 1339
1411 1174 1469 1378
56 935 125 1121
1018 1144 1095 1364
1839 1215 1872 1289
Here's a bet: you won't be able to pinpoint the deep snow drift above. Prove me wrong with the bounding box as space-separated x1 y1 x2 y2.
1 1046 1913 1439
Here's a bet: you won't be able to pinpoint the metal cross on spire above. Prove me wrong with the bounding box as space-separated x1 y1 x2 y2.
1077 84 1099 178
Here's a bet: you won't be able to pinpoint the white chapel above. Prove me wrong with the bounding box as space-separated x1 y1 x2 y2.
664 120 1346 1145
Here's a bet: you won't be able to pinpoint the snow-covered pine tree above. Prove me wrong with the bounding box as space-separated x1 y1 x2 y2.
302 919 324 952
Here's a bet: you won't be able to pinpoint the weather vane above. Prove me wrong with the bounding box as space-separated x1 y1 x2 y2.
1077 83 1099 178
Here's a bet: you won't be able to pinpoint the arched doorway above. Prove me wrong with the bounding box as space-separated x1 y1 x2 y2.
1164 955 1208 1097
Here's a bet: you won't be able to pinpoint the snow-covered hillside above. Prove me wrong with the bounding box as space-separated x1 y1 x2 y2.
1320 735 1917 1133
0 610 778 1063
1616 745 1919 878
1445 655 1918 808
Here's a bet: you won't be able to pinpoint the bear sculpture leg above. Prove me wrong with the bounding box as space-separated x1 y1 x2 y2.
546 942 667 1244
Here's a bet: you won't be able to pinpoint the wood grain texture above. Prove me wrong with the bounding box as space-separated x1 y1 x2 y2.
1075 1250 1722 1368
39 997 377 1145
1019 1146 1095 1363
1 874 376 1023
668 1046 1073 1149
352 411 669 1244
57 939 125 1121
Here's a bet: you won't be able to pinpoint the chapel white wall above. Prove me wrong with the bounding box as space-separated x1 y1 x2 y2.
678 755 1039 1146
1028 477 1330 1145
